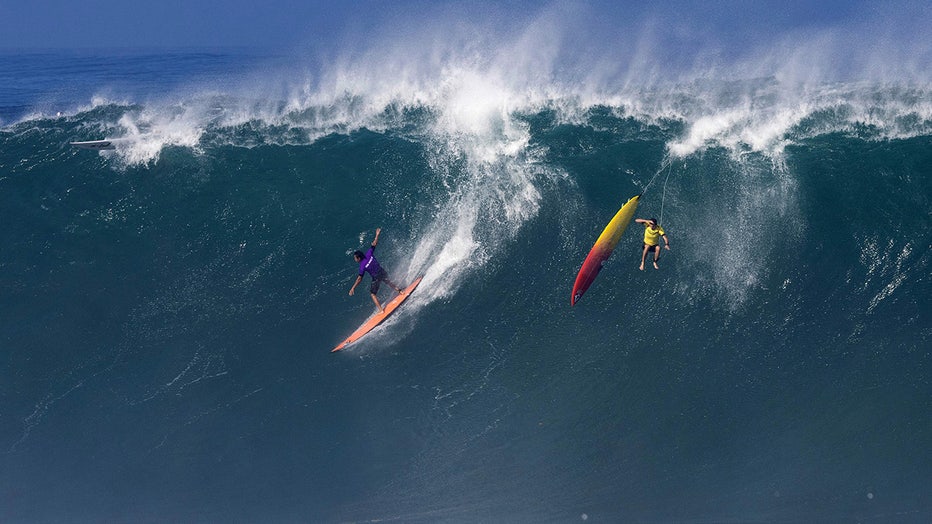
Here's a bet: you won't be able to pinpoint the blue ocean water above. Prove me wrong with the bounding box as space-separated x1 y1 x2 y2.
1 47 930 523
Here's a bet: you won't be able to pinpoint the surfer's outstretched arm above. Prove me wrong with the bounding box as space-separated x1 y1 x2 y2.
371 227 382 247
349 275 362 295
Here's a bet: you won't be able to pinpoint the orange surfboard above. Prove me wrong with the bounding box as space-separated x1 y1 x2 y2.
332 276 423 352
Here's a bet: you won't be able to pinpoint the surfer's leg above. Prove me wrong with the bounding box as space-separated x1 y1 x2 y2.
369 279 385 311
653 246 660 269
378 269 402 294
640 244 649 270
386 275 403 294
371 293 384 313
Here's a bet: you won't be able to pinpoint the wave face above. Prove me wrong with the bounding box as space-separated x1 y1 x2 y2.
1 40 930 522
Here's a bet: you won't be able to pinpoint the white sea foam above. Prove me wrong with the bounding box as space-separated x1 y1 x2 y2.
83 3 929 167
108 103 207 165
53 2 928 318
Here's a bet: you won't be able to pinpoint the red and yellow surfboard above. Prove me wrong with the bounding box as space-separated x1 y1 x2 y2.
571 195 640 305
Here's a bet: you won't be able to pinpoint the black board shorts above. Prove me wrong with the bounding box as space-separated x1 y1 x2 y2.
369 268 390 294
644 243 660 253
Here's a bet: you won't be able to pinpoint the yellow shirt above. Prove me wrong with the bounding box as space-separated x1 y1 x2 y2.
643 224 665 246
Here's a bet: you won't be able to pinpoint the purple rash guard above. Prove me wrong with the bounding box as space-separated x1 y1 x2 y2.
358 246 383 278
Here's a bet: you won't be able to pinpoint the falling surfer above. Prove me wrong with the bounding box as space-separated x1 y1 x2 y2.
635 218 670 270
349 228 404 312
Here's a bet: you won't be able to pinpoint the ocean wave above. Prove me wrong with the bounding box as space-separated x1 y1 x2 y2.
6 76 927 168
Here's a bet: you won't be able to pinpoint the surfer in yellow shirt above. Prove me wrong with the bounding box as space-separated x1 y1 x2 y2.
635 218 670 270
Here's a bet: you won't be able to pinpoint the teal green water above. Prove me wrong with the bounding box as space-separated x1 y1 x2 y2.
1 52 930 522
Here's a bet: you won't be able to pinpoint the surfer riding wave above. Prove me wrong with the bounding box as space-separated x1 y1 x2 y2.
349 228 404 312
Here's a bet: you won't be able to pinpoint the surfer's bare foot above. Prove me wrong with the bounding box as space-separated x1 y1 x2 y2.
653 261 659 269
639 264 645 270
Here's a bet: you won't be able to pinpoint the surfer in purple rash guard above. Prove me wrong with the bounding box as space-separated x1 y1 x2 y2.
349 228 403 313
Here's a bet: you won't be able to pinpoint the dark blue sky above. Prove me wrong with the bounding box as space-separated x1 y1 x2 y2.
1 0 929 85
1 0 925 51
